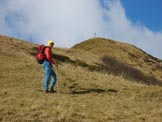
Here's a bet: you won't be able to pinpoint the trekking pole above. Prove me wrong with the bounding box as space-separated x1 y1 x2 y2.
42 80 44 91
56 65 59 93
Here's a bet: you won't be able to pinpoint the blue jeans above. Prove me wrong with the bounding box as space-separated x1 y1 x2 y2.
43 61 57 92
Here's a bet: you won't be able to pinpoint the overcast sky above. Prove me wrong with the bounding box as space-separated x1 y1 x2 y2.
0 0 162 59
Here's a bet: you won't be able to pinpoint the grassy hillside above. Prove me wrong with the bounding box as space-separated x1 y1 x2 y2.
0 35 162 122
72 38 162 85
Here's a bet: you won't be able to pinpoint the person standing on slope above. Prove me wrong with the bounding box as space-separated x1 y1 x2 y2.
43 40 58 93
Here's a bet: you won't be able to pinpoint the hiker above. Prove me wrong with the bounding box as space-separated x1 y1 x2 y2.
43 40 58 93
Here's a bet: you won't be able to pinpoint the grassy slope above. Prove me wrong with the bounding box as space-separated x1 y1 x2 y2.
0 35 162 122
72 37 162 83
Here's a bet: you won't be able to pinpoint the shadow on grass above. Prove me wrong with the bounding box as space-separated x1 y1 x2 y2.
31 47 162 86
70 88 118 94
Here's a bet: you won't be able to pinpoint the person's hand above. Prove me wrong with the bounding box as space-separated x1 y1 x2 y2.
56 64 58 69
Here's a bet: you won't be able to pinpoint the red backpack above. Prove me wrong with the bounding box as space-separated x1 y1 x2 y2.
36 45 47 64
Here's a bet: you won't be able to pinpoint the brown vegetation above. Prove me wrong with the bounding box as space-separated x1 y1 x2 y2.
0 35 162 122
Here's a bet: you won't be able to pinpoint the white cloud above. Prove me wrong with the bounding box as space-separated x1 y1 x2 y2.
0 0 162 59
101 0 162 59
0 0 105 46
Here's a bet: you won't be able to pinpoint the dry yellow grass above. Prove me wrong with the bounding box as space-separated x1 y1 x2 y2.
0 35 162 122
73 38 162 82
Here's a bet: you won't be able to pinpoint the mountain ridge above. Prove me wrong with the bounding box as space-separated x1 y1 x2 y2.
1 35 162 85
72 37 162 83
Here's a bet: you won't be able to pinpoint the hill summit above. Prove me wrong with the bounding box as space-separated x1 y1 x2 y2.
72 37 162 85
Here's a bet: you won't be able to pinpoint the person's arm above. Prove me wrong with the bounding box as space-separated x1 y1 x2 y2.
45 47 56 65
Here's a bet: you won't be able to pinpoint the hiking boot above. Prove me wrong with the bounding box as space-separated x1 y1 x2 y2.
49 89 57 93
44 90 49 93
